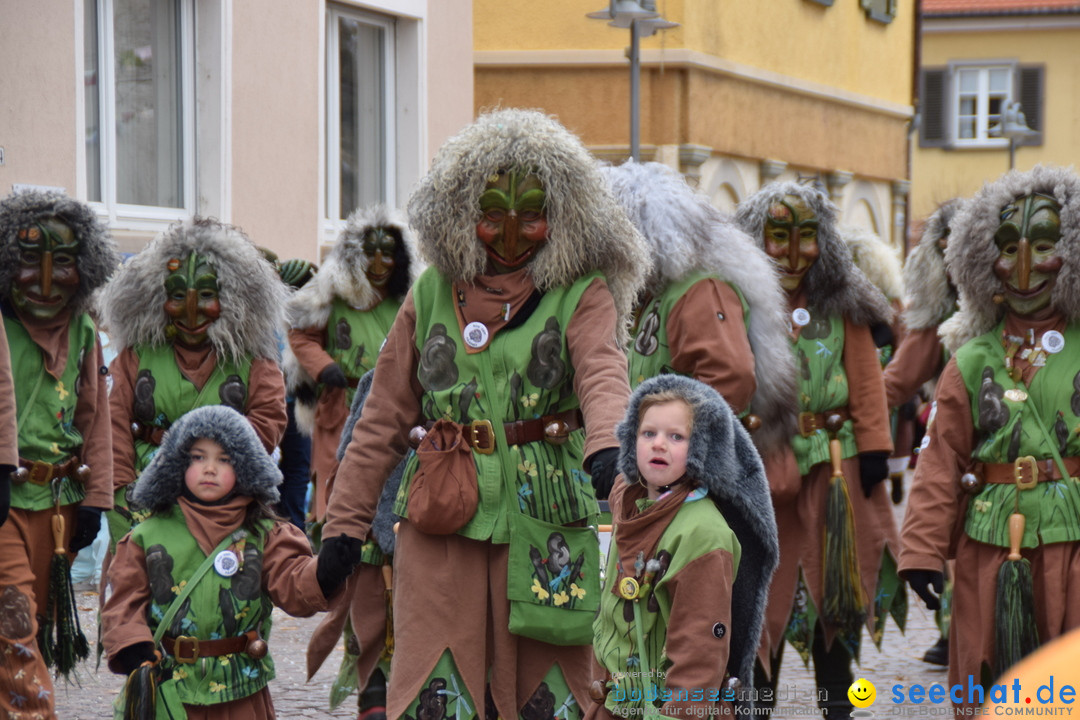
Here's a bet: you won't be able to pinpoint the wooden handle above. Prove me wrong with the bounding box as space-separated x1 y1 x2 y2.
1008 513 1025 561
829 438 844 479
52 512 66 554
382 563 393 591
596 524 612 533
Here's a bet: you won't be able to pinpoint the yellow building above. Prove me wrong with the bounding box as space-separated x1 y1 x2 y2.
912 0 1080 222
475 0 916 249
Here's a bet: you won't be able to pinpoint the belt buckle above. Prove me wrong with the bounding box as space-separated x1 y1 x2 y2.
28 460 53 486
797 412 819 438
1014 456 1038 490
469 419 495 455
173 636 199 663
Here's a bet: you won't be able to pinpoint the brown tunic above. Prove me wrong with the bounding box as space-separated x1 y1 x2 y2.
108 346 287 490
882 325 946 409
0 319 16 469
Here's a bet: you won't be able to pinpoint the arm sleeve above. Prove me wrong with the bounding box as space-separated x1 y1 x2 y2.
883 326 945 408
262 521 330 616
668 279 756 415
323 292 423 541
74 334 114 508
0 322 18 468
101 535 154 673
288 326 336 380
109 348 139 491
899 360 973 573
843 318 893 455
245 357 288 452
567 279 632 462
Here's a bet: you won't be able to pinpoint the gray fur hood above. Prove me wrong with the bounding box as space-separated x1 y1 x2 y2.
406 108 650 345
97 216 287 362
0 190 120 314
600 160 797 456
615 374 779 692
734 181 893 328
841 225 903 302
940 165 1080 351
902 199 962 332
133 405 281 510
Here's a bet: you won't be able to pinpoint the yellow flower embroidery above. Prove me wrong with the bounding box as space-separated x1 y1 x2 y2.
553 591 570 607
49 442 60 455
530 578 550 601
570 583 586 600
55 381 69 400
545 464 563 480
974 499 992 514
220 655 231 666
171 580 187 595
174 668 189 680
518 460 538 479
209 681 227 693
520 393 539 408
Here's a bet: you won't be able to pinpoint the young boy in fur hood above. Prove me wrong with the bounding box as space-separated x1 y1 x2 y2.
98 217 289 552
588 375 779 720
735 181 902 720
102 405 334 720
900 165 1080 699
0 189 119 715
317 108 649 720
600 161 797 459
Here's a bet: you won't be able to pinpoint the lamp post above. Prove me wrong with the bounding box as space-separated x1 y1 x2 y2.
989 101 1037 171
587 1 678 162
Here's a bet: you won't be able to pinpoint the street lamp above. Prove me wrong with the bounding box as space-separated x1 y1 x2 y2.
989 101 1037 171
587 0 679 162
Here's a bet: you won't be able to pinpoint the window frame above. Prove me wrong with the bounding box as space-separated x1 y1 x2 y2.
947 60 1015 150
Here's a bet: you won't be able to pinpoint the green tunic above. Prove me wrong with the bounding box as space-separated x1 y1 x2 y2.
325 295 400 408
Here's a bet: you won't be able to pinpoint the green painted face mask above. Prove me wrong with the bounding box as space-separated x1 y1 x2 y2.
11 218 81 321
476 169 548 274
993 193 1062 316
164 252 221 347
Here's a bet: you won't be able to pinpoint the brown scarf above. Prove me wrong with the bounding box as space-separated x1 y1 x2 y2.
452 268 537 353
14 306 75 378
179 495 254 556
609 479 694 598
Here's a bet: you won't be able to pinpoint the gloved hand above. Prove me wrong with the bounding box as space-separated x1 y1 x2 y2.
0 467 12 527
70 506 105 553
870 321 894 350
111 641 158 676
858 452 890 498
586 447 620 501
317 534 366 599
904 569 944 611
294 381 317 406
318 363 348 389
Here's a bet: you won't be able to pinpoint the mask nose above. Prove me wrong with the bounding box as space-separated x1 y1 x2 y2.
186 288 199 327
788 233 800 269
503 211 520 262
1017 237 1031 291
40 252 53 296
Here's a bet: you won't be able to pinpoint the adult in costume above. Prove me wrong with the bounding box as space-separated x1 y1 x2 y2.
600 161 797 457
0 189 118 717
0 321 16 526
285 205 418 720
99 216 289 552
317 108 649 720
900 166 1080 697
734 182 902 720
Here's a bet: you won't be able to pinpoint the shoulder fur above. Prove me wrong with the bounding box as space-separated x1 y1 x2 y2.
902 199 962 332
840 225 903 302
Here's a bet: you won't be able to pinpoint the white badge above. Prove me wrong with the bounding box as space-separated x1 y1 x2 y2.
463 321 489 349
1042 330 1065 354
214 550 239 577
791 308 811 327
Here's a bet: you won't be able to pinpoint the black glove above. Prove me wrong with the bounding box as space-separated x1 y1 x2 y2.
317 534 366 599
0 466 12 528
870 321 894 349
294 381 317 406
70 506 105 553
318 363 348 389
858 452 890 498
586 447 620 501
112 641 158 676
905 569 944 611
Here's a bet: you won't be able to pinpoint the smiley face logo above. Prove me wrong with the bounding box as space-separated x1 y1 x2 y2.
848 678 876 708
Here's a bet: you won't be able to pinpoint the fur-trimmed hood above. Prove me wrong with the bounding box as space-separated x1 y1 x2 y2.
734 182 893 328
97 216 287 362
0 189 120 314
902 199 962 332
615 375 779 693
841 225 903 302
406 108 650 345
940 165 1080 352
600 160 797 456
132 405 281 510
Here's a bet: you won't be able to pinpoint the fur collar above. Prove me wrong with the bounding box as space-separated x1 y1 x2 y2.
902 199 961 332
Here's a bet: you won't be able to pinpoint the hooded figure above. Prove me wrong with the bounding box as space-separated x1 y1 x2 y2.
284 203 421 520
98 216 288 551
102 405 331 719
0 189 118 710
601 161 797 457
900 165 1080 700
317 108 649 720
734 181 901 720
588 375 779 720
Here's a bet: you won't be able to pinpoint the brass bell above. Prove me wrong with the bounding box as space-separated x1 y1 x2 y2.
407 426 428 449
959 472 984 495
11 466 29 484
75 464 92 483
246 637 268 660
741 414 762 433
543 419 570 445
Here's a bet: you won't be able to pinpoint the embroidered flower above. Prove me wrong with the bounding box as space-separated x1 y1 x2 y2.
55 381 69 401
520 392 539 408
241 666 260 679
553 590 570 607
518 460 538 479
171 579 187 595
220 655 231 666
209 681 227 693
49 442 60 455
545 464 563 480
530 578 550 601
974 499 992 514
174 668 189 680
570 583 586 600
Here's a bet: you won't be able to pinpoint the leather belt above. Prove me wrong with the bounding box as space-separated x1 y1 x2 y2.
131 421 168 446
979 456 1080 489
163 630 263 664
797 407 851 438
416 409 584 454
15 456 82 486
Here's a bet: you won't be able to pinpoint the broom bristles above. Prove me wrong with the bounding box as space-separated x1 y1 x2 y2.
122 664 158 720
994 558 1040 678
823 475 867 635
45 551 90 677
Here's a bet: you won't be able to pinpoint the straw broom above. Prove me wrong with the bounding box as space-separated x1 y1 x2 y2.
822 414 867 641
40 493 90 677
993 497 1039 677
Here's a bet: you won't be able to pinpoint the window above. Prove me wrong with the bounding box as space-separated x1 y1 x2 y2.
84 0 195 224
861 0 897 23
326 5 396 226
919 63 1044 149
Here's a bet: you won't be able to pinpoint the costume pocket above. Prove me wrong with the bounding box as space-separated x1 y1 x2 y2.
506 513 600 646
406 419 479 535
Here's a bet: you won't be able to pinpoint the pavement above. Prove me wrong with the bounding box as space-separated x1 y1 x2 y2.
54 470 949 719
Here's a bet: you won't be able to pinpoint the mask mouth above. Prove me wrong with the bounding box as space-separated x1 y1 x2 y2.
368 269 392 284
485 245 538 270
19 289 65 305
1005 279 1049 299
173 320 212 335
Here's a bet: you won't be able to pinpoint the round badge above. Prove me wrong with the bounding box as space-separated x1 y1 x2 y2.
791 308 811 327
712 622 727 639
214 550 239 577
618 577 640 600
463 321 489 349
1004 388 1028 403
1042 330 1065 354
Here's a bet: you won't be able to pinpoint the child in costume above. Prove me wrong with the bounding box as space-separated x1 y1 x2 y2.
0 189 119 718
900 166 1080 700
588 375 778 720
102 405 335 719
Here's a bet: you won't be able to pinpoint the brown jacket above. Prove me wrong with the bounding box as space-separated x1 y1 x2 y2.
0 320 17 469
883 325 946 409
